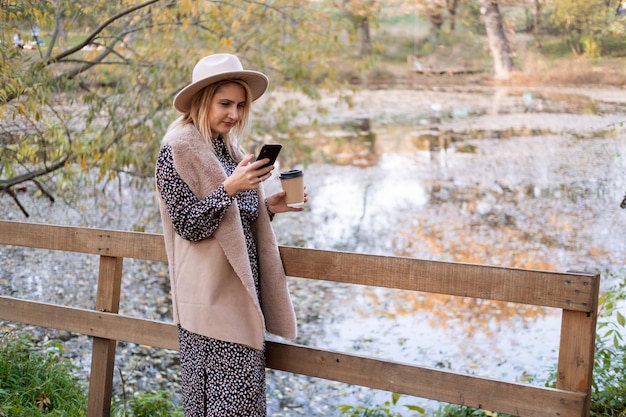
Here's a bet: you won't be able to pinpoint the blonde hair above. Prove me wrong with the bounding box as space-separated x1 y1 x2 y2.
168 79 252 161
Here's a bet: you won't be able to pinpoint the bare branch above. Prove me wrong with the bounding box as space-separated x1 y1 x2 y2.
0 0 164 105
5 188 29 217
51 0 162 63
33 179 55 203
0 157 68 193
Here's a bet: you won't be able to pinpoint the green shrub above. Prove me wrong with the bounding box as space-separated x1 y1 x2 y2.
0 332 183 417
115 390 184 417
339 392 425 416
433 404 514 416
0 333 87 416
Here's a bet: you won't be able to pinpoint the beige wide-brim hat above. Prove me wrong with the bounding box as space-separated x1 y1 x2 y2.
173 53 269 113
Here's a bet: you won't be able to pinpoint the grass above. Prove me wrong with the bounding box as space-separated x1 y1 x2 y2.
0 332 184 417
0 333 87 416
115 391 184 417
601 35 626 58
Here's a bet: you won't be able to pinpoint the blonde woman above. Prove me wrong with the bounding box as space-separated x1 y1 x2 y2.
155 54 303 416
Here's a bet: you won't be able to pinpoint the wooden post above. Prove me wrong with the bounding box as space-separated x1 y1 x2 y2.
87 256 123 417
557 273 600 417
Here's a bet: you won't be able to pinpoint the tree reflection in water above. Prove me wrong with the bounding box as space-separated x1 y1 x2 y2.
271 94 624 390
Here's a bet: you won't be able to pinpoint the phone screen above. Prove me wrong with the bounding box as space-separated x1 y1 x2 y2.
256 144 282 169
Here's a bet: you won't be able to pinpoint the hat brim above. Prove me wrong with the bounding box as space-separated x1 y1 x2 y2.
173 70 269 113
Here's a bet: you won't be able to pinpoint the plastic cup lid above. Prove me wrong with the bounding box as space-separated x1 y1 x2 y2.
279 169 303 179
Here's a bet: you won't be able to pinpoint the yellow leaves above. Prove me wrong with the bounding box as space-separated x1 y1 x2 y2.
2 0 362 188
2 11 17 22
179 17 194 30
180 0 194 10
220 37 233 48
82 49 101 61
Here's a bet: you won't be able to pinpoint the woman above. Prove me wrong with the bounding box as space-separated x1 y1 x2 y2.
155 53 301 416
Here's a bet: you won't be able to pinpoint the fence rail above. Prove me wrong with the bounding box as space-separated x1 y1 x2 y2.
0 221 599 417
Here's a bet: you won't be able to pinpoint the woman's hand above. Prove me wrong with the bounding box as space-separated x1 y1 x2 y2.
266 188 308 214
223 154 273 197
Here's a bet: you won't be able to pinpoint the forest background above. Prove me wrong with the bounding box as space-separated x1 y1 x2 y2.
1 1 626 416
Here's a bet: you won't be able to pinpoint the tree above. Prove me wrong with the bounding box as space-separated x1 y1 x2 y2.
446 0 462 31
335 0 382 55
409 0 448 44
532 0 543 49
0 0 356 216
477 0 515 79
551 0 620 55
425 0 447 43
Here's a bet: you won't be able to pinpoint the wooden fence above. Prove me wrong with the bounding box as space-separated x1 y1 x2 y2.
0 221 599 417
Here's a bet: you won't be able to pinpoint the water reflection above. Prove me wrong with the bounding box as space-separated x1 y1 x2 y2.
269 94 625 411
311 118 378 167
275 118 625 272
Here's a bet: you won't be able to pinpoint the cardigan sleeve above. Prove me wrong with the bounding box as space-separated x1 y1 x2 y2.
156 145 233 242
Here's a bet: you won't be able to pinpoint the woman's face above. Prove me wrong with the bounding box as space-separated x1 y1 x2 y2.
209 82 246 137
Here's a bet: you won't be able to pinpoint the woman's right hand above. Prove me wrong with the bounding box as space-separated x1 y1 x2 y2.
223 154 274 197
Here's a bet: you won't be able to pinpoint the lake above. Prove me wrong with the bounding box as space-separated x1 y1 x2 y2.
264 85 626 414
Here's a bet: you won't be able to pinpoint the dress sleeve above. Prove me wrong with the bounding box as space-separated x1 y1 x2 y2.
156 145 233 241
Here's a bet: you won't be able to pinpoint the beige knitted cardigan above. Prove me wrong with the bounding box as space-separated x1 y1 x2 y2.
157 123 297 350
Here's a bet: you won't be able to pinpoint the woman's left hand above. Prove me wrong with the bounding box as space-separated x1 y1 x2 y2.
266 189 308 214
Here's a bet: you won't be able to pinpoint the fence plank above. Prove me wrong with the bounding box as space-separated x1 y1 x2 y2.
266 341 586 417
0 296 179 350
280 246 597 312
0 221 167 262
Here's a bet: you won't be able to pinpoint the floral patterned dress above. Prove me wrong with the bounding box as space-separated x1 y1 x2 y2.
155 135 266 417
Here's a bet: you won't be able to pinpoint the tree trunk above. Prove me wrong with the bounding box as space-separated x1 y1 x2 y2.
360 16 372 55
533 0 542 49
429 10 444 43
426 2 445 44
55 8 68 52
446 0 459 31
478 0 515 80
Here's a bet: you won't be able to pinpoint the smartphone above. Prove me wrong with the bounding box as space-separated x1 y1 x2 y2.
256 144 282 169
